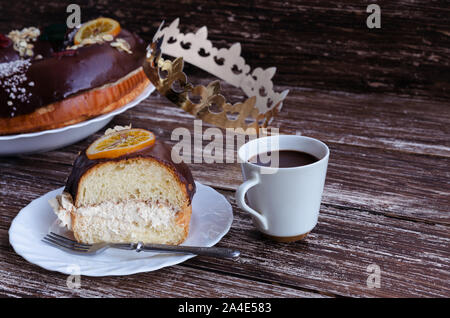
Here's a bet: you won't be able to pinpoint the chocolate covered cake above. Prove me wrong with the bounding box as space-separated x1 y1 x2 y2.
50 126 196 245
0 18 150 135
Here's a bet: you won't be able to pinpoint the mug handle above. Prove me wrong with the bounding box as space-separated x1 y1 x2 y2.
236 171 269 230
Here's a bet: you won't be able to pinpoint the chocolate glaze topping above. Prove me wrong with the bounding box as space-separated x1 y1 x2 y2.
0 29 146 118
0 45 20 63
64 139 196 205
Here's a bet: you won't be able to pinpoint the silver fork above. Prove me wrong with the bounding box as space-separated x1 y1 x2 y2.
42 232 240 258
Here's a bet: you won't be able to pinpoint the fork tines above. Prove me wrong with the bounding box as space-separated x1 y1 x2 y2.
42 232 91 252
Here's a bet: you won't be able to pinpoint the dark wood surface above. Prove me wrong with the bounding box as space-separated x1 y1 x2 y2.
0 0 449 298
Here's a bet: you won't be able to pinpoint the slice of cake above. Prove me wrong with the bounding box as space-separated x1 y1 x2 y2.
49 126 195 244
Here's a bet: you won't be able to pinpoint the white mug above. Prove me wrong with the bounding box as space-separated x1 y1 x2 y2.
236 135 329 242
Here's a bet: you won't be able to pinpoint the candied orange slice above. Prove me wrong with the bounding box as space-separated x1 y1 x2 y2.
74 17 121 44
86 128 155 160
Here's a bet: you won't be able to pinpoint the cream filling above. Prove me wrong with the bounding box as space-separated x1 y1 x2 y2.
48 192 74 230
49 192 176 232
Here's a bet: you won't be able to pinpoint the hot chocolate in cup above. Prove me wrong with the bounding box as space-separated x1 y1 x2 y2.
236 135 329 242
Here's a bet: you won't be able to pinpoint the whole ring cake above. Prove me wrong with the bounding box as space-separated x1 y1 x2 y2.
50 126 196 244
0 18 150 135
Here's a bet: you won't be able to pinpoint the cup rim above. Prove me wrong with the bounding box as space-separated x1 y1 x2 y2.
238 134 330 171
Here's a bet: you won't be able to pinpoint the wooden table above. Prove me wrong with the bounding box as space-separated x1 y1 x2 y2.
0 0 449 298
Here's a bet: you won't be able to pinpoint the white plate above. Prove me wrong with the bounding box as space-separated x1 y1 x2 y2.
0 84 155 156
8 181 233 277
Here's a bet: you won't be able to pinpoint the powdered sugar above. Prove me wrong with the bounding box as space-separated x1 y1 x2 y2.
0 59 30 78
0 59 33 116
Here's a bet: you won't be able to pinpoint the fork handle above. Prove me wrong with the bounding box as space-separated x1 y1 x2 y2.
131 242 240 258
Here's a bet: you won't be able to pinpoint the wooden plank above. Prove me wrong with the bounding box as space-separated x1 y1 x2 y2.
0 248 323 298
274 89 450 158
126 93 450 224
2 82 449 160
134 79 450 157
4 86 447 223
185 189 450 298
0 175 322 298
3 135 449 225
1 172 448 297
1 0 448 99
0 0 448 298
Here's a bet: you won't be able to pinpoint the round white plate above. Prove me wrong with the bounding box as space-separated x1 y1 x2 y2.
9 181 233 276
0 84 155 156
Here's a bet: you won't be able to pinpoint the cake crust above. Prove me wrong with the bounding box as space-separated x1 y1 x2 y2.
65 140 196 205
51 139 197 244
0 67 150 135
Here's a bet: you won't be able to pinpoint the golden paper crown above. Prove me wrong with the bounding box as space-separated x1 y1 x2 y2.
143 19 289 134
